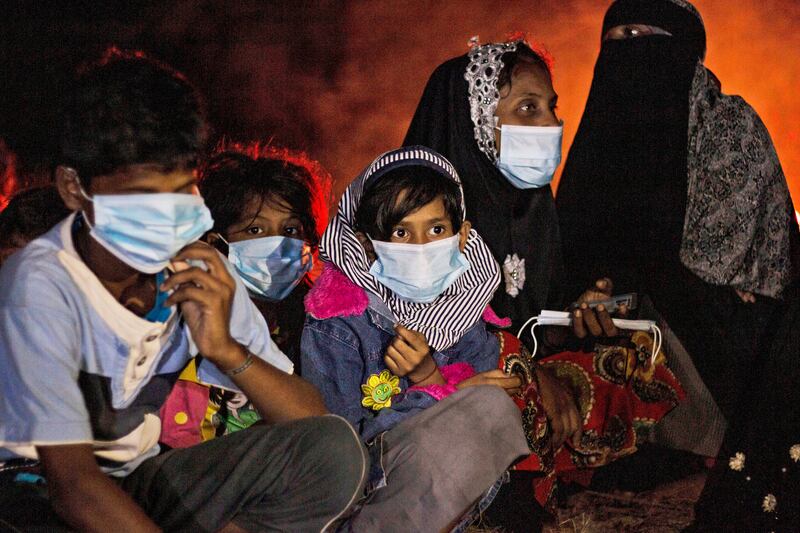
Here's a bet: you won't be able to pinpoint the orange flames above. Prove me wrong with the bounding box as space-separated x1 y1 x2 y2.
1 0 797 211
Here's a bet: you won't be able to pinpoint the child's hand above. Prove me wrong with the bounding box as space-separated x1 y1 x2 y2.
384 325 441 385
456 369 522 396
163 242 240 367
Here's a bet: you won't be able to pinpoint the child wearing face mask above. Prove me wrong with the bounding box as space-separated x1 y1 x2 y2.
302 146 530 532
158 144 329 447
0 48 365 533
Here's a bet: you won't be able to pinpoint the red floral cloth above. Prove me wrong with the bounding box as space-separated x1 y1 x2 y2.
495 331 685 507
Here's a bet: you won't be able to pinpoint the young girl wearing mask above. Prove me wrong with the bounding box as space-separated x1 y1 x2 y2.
302 146 530 532
159 143 328 446
303 145 683 531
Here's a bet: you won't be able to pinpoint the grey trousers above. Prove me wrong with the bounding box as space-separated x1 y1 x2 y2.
348 385 529 533
122 414 368 532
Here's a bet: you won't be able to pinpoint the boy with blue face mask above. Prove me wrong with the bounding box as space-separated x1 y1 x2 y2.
0 48 366 532
159 144 327 448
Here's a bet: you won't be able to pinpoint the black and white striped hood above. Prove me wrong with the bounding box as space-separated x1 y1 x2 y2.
319 145 501 351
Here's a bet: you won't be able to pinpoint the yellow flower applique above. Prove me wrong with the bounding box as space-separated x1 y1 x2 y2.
361 370 401 411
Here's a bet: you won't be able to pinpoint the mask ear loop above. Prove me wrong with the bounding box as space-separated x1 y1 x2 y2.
516 315 541 358
649 324 663 368
74 176 95 228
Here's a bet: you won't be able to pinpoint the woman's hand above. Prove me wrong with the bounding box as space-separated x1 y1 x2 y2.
384 325 444 386
571 278 627 339
535 366 582 448
735 289 756 304
456 369 522 396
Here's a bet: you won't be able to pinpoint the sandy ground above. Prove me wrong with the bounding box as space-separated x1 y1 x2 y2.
469 472 707 533
546 473 707 533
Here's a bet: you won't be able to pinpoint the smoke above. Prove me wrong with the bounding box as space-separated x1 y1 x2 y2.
305 0 800 201
1 0 798 207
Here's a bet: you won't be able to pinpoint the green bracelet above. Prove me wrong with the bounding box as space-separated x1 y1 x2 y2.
225 351 254 377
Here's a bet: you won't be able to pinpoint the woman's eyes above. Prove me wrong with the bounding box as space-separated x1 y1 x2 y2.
284 226 300 237
604 24 666 41
246 226 263 236
518 102 558 115
429 225 446 236
391 228 408 239
624 26 646 38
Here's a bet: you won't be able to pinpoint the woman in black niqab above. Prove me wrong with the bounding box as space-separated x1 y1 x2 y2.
556 0 799 422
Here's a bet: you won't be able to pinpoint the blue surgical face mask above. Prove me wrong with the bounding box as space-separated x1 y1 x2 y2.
368 234 470 303
495 123 563 189
223 235 313 301
81 188 214 274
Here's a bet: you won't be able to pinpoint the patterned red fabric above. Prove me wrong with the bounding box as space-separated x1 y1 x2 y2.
495 330 685 508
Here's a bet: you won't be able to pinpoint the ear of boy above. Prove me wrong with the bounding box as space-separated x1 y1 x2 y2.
55 166 91 213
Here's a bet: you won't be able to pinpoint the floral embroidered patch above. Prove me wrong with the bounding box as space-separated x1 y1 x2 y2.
361 370 401 411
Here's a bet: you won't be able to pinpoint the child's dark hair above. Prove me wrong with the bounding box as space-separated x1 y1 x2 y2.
355 166 463 242
199 142 329 250
0 186 70 248
498 38 554 92
59 47 209 185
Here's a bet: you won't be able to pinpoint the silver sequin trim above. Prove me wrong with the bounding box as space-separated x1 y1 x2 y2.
464 41 519 162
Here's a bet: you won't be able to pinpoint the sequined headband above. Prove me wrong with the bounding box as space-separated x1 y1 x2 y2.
464 40 519 162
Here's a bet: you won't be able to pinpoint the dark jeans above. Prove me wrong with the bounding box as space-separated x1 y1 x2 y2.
0 415 368 532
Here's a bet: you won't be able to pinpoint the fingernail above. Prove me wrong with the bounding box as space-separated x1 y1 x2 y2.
575 310 582 318
580 303 588 310
597 304 605 312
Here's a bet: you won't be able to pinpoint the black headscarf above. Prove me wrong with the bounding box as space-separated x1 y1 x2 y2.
558 0 797 301
556 0 798 420
403 49 563 332
557 0 705 300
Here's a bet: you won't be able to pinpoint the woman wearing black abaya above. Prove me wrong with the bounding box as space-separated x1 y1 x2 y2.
404 41 566 336
556 0 799 425
403 38 658 532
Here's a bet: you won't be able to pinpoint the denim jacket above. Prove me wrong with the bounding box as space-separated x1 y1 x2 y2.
301 267 499 443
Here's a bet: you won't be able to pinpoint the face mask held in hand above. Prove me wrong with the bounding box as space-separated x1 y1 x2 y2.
368 234 470 303
81 188 214 274
495 123 563 189
223 235 313 301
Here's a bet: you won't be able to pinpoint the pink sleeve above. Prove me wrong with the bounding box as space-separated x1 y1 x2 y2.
408 362 476 401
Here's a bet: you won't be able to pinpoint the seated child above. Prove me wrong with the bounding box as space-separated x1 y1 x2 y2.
160 143 329 447
201 143 328 368
0 185 70 267
0 48 366 532
302 146 530 532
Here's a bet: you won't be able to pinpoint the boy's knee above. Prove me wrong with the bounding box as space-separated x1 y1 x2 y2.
302 415 367 497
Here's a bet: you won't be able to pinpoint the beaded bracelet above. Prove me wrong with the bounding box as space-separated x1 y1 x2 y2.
225 351 254 377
